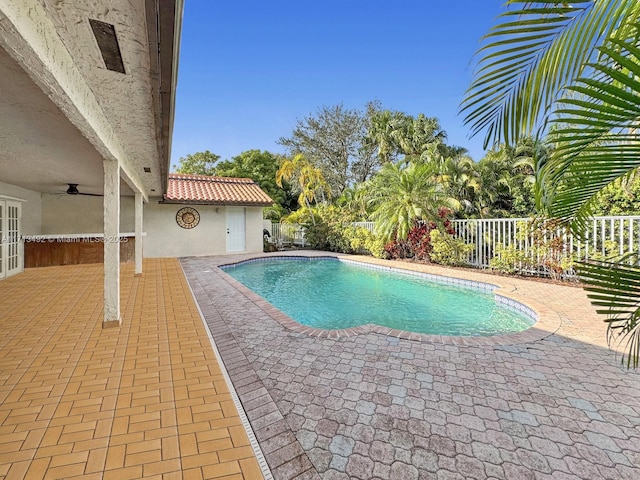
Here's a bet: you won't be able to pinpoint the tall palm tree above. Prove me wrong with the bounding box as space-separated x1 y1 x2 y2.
462 0 640 366
367 161 454 242
276 154 331 225
366 111 447 164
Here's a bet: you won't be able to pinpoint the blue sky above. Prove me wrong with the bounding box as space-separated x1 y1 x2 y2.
170 1 505 168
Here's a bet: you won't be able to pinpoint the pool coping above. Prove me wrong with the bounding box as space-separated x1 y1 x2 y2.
216 253 562 347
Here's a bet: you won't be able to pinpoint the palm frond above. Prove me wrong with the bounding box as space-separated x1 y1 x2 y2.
579 259 640 368
538 37 640 234
461 0 640 148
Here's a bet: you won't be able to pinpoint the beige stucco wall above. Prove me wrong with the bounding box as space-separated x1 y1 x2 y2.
143 200 264 258
0 181 42 235
16 192 264 257
246 207 265 253
40 194 135 234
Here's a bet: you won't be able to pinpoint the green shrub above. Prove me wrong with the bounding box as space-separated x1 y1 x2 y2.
429 230 474 266
304 223 332 251
488 218 576 279
365 235 386 259
489 245 531 274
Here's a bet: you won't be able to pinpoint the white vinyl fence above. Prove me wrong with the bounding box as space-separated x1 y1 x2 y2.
351 222 376 233
270 216 640 272
269 223 307 247
452 216 640 269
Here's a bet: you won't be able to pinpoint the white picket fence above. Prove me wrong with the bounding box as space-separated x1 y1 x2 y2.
269 216 640 270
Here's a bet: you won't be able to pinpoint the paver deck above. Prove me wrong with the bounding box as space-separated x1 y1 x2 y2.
0 259 264 479
181 252 640 480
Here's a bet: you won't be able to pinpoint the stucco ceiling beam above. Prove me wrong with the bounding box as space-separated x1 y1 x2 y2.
0 0 149 202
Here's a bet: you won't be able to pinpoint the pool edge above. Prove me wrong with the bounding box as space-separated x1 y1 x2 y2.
217 253 562 346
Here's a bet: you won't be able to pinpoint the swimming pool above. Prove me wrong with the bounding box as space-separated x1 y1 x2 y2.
222 257 535 336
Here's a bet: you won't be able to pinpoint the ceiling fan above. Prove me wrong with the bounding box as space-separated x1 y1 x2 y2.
64 184 103 197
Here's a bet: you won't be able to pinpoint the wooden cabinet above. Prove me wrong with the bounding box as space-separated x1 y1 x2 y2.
24 236 135 268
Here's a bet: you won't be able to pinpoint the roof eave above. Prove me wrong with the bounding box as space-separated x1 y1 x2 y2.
146 0 184 196
160 199 273 207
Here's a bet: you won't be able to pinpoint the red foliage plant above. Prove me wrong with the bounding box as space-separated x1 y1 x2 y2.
384 208 455 260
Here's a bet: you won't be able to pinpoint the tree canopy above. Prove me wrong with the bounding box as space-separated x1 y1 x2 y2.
213 150 297 212
172 149 297 216
173 150 219 176
365 110 450 163
277 103 382 195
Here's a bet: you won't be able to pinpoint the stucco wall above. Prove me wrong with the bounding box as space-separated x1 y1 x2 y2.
0 181 42 235
246 207 265 253
28 193 264 257
40 194 135 234
143 201 265 258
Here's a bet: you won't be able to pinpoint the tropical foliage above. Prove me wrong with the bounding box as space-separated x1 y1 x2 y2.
174 150 220 176
277 103 381 194
365 110 450 163
173 149 296 219
367 161 453 242
214 150 297 214
276 154 331 225
302 205 385 257
463 0 640 366
429 230 474 267
591 176 640 216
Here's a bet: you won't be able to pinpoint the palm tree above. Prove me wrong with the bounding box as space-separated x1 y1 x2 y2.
473 155 513 218
366 111 448 164
336 183 372 220
438 155 479 217
276 154 331 225
367 161 454 242
462 0 640 366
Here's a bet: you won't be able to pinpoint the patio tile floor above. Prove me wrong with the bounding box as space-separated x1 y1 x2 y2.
181 252 640 480
0 259 263 479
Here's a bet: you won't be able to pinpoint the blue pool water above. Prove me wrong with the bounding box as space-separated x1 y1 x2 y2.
223 258 534 336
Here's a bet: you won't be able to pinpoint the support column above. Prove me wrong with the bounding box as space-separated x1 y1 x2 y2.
103 159 121 327
134 192 143 276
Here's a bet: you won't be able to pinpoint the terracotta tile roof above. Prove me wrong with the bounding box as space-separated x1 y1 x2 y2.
165 173 273 206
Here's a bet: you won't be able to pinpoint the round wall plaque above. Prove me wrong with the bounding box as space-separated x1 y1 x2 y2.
176 207 200 229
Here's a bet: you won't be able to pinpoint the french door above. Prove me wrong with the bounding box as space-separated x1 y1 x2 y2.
0 200 22 279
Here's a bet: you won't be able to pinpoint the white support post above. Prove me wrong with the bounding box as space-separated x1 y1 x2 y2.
135 192 143 276
103 159 121 327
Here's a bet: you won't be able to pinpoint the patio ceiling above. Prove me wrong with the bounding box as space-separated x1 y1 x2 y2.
0 0 181 197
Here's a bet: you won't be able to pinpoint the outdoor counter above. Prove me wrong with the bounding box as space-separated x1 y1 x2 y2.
23 233 143 268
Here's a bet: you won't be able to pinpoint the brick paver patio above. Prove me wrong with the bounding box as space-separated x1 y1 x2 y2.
181 252 640 480
0 259 264 479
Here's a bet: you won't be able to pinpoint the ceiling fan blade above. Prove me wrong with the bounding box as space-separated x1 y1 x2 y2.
66 184 103 196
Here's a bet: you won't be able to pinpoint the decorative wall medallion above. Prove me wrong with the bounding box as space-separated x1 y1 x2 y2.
176 207 200 229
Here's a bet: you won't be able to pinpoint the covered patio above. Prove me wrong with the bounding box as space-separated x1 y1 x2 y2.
0 259 265 479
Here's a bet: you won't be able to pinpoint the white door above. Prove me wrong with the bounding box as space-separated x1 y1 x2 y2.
226 207 246 253
0 200 22 279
